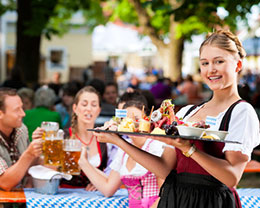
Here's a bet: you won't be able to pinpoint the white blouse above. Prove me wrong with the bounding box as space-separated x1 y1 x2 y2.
176 102 260 160
109 139 165 176
88 154 101 167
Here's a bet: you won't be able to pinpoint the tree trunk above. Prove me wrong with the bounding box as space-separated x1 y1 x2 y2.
15 0 41 87
158 20 184 81
128 0 185 81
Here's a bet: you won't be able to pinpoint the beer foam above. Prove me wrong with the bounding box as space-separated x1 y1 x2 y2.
63 148 81 152
45 137 63 141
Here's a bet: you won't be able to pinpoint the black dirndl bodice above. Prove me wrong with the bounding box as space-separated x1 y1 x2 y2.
158 100 244 208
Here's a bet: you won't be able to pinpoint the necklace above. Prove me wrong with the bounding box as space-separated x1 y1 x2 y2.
75 133 95 151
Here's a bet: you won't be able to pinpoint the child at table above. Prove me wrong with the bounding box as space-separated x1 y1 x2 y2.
104 90 151 175
78 98 172 208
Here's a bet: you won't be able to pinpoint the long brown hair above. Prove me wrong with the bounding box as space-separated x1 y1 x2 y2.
199 30 246 60
70 86 101 138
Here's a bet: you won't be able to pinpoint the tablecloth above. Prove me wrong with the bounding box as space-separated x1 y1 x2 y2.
23 188 260 208
237 188 260 208
24 188 128 208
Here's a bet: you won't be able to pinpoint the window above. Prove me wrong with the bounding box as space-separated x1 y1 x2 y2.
47 47 67 70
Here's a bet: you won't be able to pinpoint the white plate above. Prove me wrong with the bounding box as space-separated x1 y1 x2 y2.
176 126 205 137
204 129 228 140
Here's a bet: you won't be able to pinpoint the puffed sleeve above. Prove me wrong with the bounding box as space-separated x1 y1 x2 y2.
109 148 125 173
223 102 260 160
146 139 165 157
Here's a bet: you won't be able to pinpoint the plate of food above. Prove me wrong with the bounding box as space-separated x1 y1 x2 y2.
89 99 240 144
87 129 239 143
203 129 229 141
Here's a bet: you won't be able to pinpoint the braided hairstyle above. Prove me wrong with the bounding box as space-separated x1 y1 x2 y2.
70 86 101 139
199 30 246 60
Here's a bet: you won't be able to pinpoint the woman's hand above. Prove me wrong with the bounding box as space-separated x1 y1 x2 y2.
149 135 191 153
169 138 192 153
93 132 121 145
78 146 89 168
85 183 98 191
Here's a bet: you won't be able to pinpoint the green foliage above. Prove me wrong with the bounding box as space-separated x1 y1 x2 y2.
149 5 171 33
175 16 209 40
0 0 16 15
109 0 138 24
1 0 259 42
23 0 59 37
82 1 108 33
43 0 106 38
222 1 260 31
144 0 259 40
42 0 93 39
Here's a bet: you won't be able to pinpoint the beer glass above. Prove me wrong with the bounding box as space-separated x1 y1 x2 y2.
62 139 82 175
41 122 63 166
41 122 59 139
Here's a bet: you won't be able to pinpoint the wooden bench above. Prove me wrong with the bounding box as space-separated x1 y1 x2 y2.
244 160 260 173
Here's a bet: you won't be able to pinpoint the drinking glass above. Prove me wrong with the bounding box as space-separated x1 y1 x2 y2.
62 138 82 175
41 122 63 166
41 121 59 139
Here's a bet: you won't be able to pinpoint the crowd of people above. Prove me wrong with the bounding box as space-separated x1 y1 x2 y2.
0 29 259 208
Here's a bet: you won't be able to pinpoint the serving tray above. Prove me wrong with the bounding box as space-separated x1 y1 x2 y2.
87 129 241 144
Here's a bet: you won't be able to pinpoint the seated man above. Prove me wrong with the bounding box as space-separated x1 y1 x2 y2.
0 88 42 192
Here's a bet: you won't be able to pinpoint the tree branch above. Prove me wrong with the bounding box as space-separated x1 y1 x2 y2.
128 0 167 49
168 0 185 10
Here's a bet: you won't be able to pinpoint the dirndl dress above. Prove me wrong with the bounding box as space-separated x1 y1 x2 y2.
158 100 244 208
120 139 160 208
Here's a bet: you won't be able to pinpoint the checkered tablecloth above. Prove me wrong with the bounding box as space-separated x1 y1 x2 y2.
237 188 260 208
24 188 128 208
23 188 260 208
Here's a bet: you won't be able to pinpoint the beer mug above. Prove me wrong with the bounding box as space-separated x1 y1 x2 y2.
62 139 82 175
41 121 59 139
42 121 63 166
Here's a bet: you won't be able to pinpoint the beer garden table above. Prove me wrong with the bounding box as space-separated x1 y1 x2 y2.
1 188 260 208
0 188 128 208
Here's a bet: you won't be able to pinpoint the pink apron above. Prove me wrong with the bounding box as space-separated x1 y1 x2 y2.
120 140 159 208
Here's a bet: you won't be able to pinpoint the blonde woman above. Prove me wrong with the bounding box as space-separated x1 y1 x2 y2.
94 30 260 208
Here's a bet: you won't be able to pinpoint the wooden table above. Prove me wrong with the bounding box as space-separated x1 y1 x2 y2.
244 160 260 173
0 188 259 208
0 189 26 208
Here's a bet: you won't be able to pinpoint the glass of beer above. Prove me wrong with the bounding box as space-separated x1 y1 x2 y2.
41 122 59 139
62 138 82 175
41 122 63 166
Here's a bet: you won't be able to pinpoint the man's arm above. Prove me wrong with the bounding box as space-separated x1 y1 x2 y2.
0 139 42 191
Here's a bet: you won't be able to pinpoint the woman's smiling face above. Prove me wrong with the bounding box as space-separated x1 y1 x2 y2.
199 45 241 91
73 92 101 125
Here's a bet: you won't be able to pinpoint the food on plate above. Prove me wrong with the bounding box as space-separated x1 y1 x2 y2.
202 135 220 140
97 99 214 139
100 117 121 131
203 129 228 140
149 99 183 136
151 127 166 135
139 118 151 133
163 124 179 136
150 110 162 122
118 117 135 132
191 120 210 129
